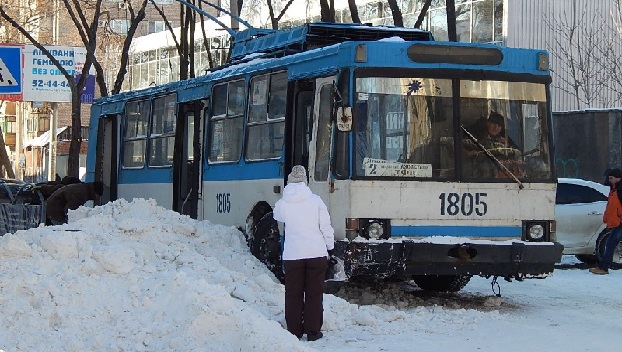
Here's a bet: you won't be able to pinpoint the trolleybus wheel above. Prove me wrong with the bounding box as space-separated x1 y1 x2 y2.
246 201 284 283
412 274 472 292
595 228 622 269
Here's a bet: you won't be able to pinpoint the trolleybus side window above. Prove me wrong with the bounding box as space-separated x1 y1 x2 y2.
246 71 286 161
208 80 245 163
149 94 176 167
122 100 150 168
314 84 332 181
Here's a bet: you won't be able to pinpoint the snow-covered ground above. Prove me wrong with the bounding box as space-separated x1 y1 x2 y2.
0 199 618 351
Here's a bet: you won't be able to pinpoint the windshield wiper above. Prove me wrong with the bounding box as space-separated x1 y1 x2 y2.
461 125 524 190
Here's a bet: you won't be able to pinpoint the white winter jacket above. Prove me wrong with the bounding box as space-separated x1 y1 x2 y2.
273 182 335 260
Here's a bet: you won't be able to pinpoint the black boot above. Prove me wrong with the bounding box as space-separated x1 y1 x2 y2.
307 332 323 341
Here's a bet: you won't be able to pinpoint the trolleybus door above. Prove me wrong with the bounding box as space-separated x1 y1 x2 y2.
308 76 335 203
172 102 203 219
287 80 314 177
94 114 119 205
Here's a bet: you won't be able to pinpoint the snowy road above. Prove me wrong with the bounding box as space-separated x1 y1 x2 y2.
313 257 618 352
0 200 617 351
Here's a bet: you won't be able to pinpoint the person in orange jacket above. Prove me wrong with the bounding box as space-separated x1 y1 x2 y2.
590 168 622 275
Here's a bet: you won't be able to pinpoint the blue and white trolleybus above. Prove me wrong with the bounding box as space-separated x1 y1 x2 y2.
86 22 563 292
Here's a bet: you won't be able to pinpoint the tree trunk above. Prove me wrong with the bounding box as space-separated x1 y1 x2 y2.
414 0 432 28
320 0 335 22
0 125 15 178
188 1 196 78
446 0 457 41
179 3 189 80
267 0 278 29
348 0 361 23
67 87 82 178
387 0 403 27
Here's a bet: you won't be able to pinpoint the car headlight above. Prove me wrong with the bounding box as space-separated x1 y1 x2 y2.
527 224 545 241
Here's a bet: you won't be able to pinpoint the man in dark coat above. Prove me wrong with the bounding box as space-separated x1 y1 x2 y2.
30 176 83 205
45 181 104 225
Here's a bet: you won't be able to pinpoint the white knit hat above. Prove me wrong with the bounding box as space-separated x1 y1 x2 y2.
287 165 308 184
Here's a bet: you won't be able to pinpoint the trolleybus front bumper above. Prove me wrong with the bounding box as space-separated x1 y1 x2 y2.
334 239 564 280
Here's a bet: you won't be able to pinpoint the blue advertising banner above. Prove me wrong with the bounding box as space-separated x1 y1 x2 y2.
76 74 96 103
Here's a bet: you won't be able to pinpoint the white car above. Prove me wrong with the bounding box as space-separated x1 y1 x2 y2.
556 178 611 263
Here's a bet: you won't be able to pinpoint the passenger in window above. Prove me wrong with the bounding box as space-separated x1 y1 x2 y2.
273 165 334 342
268 94 286 119
227 94 245 116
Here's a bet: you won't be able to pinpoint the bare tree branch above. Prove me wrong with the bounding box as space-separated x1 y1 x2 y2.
414 0 432 29
545 5 617 109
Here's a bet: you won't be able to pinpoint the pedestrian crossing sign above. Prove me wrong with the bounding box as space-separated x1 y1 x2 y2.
0 45 22 95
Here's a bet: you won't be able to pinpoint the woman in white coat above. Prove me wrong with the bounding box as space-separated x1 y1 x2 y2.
273 165 334 341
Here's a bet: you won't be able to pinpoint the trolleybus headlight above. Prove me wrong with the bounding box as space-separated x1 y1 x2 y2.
527 224 545 241
366 221 384 240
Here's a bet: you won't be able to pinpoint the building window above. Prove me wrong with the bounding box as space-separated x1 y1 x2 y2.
26 117 38 133
110 19 130 35
38 117 50 132
0 117 15 133
148 21 166 34
426 0 503 44
58 126 90 141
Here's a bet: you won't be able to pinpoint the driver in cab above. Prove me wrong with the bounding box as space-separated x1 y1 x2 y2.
464 112 522 178
472 112 508 151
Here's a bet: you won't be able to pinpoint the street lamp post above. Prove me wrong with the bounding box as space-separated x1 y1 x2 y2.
48 0 59 181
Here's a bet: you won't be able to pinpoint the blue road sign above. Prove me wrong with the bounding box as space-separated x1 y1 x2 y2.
0 46 22 94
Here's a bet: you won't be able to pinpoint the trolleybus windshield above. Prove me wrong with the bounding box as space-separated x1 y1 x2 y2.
354 76 552 181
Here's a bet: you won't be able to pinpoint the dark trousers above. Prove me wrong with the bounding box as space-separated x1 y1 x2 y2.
284 257 327 338
601 226 622 270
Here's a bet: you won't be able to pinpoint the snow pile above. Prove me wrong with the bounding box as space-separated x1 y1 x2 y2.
0 199 310 351
0 198 539 351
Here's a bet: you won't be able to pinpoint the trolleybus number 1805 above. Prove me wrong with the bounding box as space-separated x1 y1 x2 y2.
439 192 487 216
216 193 231 213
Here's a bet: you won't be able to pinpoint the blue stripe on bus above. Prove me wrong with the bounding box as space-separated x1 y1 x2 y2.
391 225 522 238
203 161 282 181
119 168 172 184
116 160 283 184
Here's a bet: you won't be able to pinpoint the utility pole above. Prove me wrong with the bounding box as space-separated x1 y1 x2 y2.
15 102 23 179
230 0 238 31
48 0 59 181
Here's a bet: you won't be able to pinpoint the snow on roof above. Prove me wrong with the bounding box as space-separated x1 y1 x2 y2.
24 126 68 147
129 15 247 54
